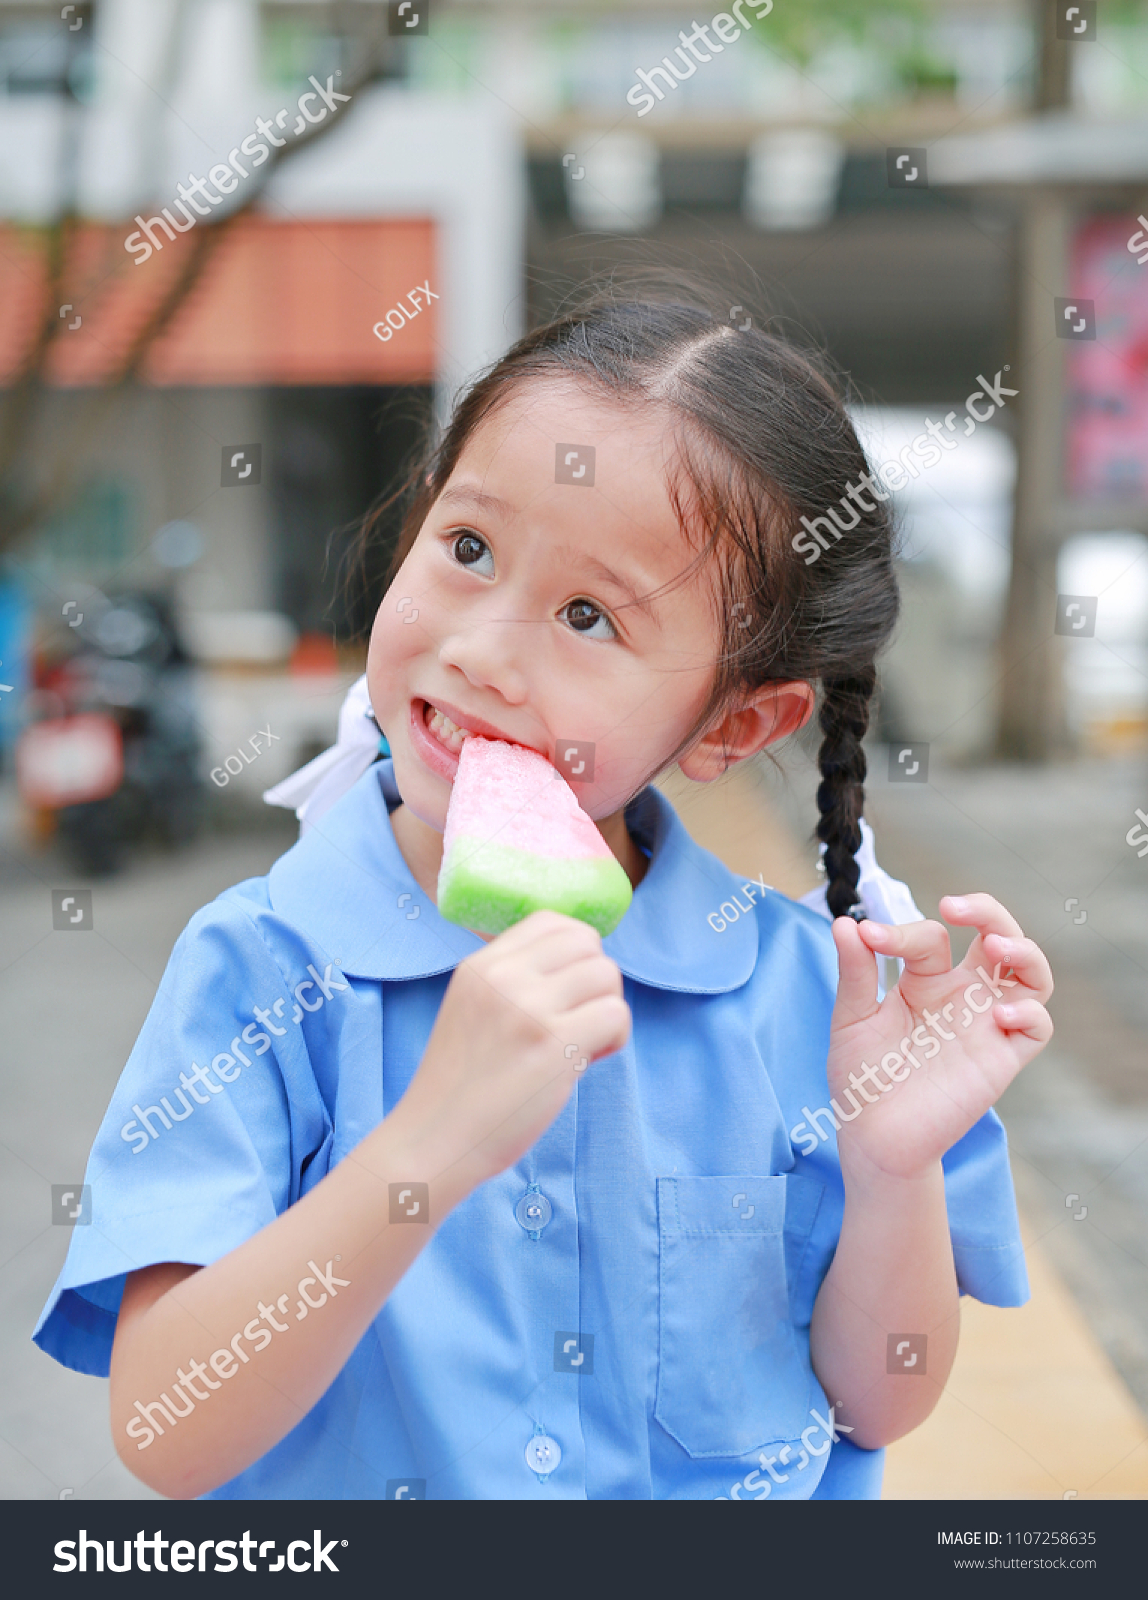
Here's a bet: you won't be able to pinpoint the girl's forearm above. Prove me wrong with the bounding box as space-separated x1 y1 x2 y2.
110 1108 470 1499
808 1154 959 1449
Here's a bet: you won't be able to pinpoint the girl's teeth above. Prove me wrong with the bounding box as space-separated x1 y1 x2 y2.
426 704 470 751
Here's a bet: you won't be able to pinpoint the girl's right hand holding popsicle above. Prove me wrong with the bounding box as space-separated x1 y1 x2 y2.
390 909 631 1192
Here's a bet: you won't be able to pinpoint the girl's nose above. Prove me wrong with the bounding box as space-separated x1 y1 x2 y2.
436 620 530 706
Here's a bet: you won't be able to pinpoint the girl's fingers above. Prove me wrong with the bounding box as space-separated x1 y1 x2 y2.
547 952 624 1013
562 993 633 1064
981 933 1054 1003
858 916 952 977
831 916 879 1025
940 893 1024 942
488 909 572 950
993 997 1053 1048
488 911 601 973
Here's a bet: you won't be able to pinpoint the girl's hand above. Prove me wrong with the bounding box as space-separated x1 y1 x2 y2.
390 910 631 1191
825 894 1053 1182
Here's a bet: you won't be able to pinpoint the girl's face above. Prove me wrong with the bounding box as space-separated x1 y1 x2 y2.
367 377 806 838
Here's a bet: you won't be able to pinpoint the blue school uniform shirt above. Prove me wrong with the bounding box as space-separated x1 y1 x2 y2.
34 760 1028 1500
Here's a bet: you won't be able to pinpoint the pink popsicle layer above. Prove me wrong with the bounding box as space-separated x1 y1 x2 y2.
442 737 614 861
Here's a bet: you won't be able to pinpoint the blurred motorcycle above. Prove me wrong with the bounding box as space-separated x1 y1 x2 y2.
17 592 204 875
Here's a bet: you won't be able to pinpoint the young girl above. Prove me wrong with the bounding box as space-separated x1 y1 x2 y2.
35 288 1053 1501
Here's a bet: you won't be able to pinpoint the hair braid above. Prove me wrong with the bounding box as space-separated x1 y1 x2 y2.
817 670 876 920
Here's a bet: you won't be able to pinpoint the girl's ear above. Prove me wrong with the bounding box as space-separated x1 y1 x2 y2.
678 681 815 783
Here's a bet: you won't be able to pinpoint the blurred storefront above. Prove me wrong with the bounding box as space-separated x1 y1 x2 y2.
0 0 524 790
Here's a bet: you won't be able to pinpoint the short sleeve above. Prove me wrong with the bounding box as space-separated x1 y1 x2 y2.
790 1102 1028 1317
32 886 336 1377
940 1108 1029 1306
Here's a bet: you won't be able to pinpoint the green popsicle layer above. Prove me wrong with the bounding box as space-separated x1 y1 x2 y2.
438 836 632 937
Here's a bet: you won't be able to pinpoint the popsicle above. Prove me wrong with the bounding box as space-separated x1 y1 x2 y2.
437 737 633 936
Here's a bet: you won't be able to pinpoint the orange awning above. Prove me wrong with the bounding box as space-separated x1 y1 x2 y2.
0 214 437 387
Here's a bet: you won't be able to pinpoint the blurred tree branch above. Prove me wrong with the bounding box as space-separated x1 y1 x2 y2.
0 13 393 558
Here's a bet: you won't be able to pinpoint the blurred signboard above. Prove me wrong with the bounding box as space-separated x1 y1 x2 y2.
16 715 122 808
1068 214 1148 501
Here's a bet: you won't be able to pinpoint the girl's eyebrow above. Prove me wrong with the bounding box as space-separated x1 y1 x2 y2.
437 485 512 518
557 547 660 622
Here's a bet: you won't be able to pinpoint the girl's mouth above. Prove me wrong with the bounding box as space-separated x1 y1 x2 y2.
423 701 471 754
408 697 548 781
408 699 474 781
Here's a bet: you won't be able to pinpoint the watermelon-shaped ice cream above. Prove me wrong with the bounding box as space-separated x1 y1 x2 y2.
437 737 632 937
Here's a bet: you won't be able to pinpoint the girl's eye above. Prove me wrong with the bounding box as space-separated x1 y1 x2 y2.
561 598 617 641
451 532 493 574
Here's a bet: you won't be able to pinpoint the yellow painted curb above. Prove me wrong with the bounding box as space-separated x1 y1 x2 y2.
884 1227 1148 1499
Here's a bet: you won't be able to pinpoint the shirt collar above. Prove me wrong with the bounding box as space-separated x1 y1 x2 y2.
267 762 758 993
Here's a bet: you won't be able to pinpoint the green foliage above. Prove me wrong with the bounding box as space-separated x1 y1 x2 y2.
748 0 965 96
756 0 930 67
260 16 343 91
1102 0 1148 22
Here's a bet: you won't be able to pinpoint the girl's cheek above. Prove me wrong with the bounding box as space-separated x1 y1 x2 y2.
366 607 392 673
366 607 414 708
371 589 422 660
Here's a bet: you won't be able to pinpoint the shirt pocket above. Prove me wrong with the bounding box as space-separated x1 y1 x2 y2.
655 1173 822 1459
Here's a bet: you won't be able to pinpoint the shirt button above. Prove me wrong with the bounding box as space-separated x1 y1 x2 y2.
514 1188 553 1235
525 1433 561 1476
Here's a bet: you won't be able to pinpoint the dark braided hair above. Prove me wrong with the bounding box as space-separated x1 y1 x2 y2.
347 275 899 920
817 670 876 919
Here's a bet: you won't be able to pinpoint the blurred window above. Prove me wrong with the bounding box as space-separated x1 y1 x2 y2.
0 6 91 97
267 385 432 640
34 479 135 582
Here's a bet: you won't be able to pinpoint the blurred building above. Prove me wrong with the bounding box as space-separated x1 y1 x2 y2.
2 0 1148 777
0 0 524 782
